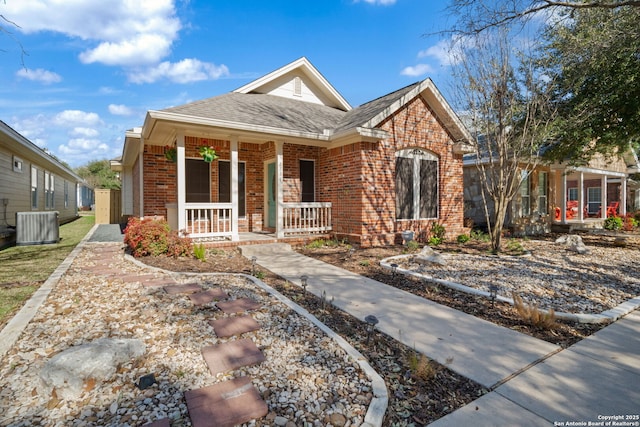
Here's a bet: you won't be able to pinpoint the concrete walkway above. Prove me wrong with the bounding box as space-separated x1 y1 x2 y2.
240 243 640 426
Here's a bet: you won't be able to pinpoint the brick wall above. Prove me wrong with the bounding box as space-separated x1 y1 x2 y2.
319 95 466 246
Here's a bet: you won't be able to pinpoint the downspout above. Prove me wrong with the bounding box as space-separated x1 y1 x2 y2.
176 132 186 232
230 136 239 241
276 141 284 238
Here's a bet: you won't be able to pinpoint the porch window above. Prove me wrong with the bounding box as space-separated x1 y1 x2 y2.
395 148 438 220
587 187 601 215
538 171 548 215
300 160 315 202
219 160 246 217
31 166 38 210
186 159 210 203
519 171 531 216
45 171 54 210
568 187 578 201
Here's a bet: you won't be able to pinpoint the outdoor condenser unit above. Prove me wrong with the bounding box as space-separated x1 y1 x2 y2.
16 211 60 245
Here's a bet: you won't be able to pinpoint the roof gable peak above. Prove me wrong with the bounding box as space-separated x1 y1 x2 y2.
233 57 352 112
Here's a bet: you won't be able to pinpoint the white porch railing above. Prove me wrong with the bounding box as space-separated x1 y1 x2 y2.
282 202 332 235
184 203 234 239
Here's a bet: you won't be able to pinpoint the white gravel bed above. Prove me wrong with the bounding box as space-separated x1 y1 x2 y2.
393 240 640 315
0 244 373 427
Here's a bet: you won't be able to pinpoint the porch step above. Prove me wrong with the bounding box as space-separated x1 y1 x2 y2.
238 243 292 258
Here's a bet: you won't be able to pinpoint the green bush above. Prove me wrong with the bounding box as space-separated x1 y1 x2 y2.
456 234 470 244
604 215 623 231
124 217 192 257
623 214 638 231
193 243 207 261
470 229 490 242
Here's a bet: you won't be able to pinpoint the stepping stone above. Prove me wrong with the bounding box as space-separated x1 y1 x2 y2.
189 288 229 306
164 283 203 295
139 277 180 288
216 298 262 314
210 315 261 338
142 419 170 427
185 376 267 427
201 338 265 375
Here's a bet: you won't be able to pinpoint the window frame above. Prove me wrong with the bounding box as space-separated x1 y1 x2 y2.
519 170 531 217
587 187 602 215
31 166 39 210
13 156 23 173
538 171 548 215
185 158 211 203
299 159 315 202
395 148 439 220
45 171 55 210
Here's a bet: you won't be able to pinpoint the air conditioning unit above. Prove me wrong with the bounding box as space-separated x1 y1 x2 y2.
16 211 60 245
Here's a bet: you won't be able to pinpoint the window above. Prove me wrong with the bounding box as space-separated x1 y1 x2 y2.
64 181 69 208
13 156 23 173
568 187 578 201
31 166 38 209
395 148 438 220
218 160 246 217
538 172 548 215
45 171 55 209
185 159 211 203
519 171 531 217
300 160 315 202
293 76 302 96
587 187 601 215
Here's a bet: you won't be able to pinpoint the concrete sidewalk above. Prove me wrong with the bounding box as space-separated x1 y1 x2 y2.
242 243 640 426
239 243 560 389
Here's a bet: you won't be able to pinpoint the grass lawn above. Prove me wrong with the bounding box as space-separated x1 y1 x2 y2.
0 214 95 328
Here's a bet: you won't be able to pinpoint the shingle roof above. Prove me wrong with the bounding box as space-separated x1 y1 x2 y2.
333 82 421 134
162 82 424 137
163 92 346 134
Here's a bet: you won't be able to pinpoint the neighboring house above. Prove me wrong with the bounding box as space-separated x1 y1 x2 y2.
464 149 640 235
113 57 473 246
0 120 82 246
77 183 95 211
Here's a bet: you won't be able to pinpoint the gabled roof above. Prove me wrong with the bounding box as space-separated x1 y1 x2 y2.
0 120 82 182
233 57 352 112
133 58 471 153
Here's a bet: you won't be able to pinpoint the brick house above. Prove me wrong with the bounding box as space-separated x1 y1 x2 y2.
113 58 472 246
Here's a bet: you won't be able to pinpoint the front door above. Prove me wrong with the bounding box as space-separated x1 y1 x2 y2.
267 162 276 228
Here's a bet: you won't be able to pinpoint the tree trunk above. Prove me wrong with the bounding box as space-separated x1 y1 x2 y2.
491 196 509 253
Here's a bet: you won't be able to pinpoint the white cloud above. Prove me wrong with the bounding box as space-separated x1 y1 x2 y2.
354 0 397 5
53 110 102 126
108 104 134 116
418 36 470 67
15 68 62 84
70 127 99 137
128 58 230 84
4 0 181 67
400 63 433 77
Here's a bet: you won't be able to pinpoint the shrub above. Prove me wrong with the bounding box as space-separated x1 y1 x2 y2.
604 215 623 231
193 243 207 261
622 214 638 231
407 350 435 381
405 240 420 252
124 217 192 258
470 229 490 242
456 234 470 244
512 292 557 329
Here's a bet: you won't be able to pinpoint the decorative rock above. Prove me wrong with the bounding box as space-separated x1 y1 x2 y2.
414 246 446 266
39 338 146 400
556 234 590 254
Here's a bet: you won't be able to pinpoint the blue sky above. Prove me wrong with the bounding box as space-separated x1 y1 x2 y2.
0 0 459 167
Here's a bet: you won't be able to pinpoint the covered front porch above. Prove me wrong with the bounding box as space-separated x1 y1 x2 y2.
552 165 627 224
167 134 332 243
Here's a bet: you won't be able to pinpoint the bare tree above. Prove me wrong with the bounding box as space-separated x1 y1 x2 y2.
452 29 556 252
446 0 640 35
1 2 27 66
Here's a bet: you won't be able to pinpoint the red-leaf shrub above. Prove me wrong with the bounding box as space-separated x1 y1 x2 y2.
124 217 192 257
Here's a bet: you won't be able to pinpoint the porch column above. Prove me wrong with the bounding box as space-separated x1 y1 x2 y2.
176 132 186 232
578 172 584 222
138 136 145 217
621 177 627 216
275 141 285 238
601 175 607 219
561 172 567 223
230 137 239 241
